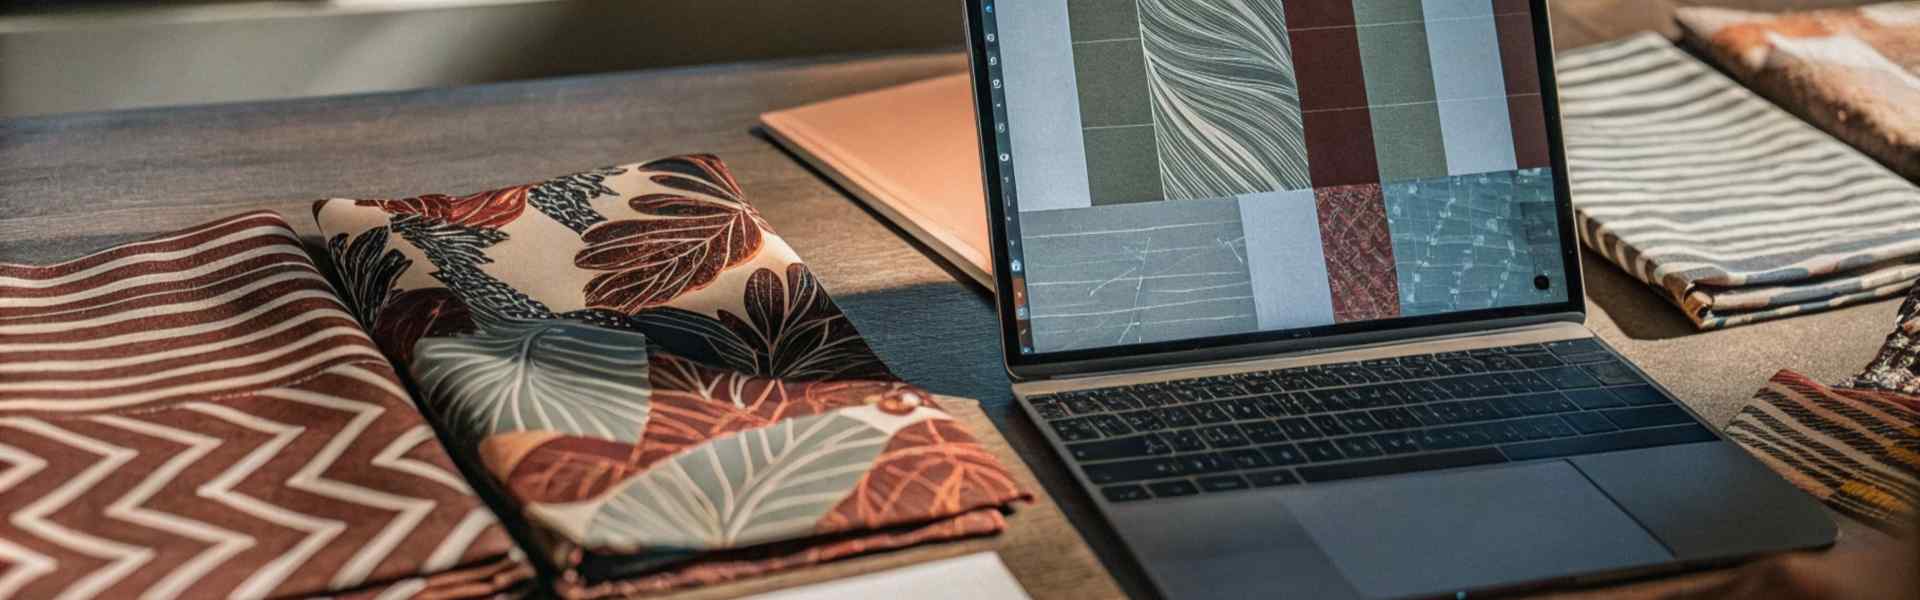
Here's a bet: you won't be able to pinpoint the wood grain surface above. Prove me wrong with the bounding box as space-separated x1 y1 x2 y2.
0 2 1907 598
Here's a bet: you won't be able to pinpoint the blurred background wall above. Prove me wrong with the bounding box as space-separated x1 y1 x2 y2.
0 0 962 118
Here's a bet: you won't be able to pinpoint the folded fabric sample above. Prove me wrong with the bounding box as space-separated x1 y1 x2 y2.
1678 2 1920 182
1558 33 1920 330
1854 276 1920 394
0 212 527 599
1725 370 1918 533
313 156 1028 597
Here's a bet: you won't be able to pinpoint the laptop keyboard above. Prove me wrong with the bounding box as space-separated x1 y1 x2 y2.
1026 340 1719 503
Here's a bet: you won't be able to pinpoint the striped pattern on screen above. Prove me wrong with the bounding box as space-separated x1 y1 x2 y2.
1559 33 1920 330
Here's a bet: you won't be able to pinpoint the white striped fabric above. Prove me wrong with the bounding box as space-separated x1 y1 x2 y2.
1559 34 1920 329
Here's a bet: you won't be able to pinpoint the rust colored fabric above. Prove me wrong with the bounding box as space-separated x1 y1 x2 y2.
1316 184 1402 322
0 212 527 599
1678 3 1920 181
312 156 1028 597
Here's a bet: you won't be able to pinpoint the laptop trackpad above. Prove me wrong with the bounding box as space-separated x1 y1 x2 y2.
1283 461 1672 599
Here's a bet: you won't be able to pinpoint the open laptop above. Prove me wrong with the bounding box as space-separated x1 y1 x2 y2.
962 1 1836 598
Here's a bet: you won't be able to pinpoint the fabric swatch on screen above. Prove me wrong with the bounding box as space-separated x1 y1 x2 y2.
1002 0 1096 213
1239 191 1336 331
1286 0 1356 29
1316 184 1403 322
1288 27 1372 112
1139 0 1313 199
1426 13 1509 102
1420 0 1494 21
1304 107 1383 188
1085 125 1168 205
1724 370 1919 534
1559 34 1920 330
1357 17 1448 182
311 156 1029 596
1677 3 1920 181
0 212 528 599
1067 0 1142 41
1369 103 1449 183
1494 6 1550 169
1022 198 1257 352
1438 97 1518 175
1072 39 1156 129
1385 168 1564 316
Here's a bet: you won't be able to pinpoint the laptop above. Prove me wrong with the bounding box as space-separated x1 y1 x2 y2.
961 1 1836 598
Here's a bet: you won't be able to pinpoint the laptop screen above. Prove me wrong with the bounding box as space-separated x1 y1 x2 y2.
976 0 1573 358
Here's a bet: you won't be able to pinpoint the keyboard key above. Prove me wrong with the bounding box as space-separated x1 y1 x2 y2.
1192 402 1233 424
1561 412 1619 434
1277 418 1320 439
1490 421 1531 443
1084 458 1184 484
1163 429 1208 452
1308 389 1355 412
1539 366 1601 389
1310 415 1350 436
1096 393 1142 412
1532 416 1578 438
1063 397 1104 415
1223 398 1265 421
1148 480 1199 498
1510 371 1558 393
1260 444 1308 466
1300 440 1345 462
1223 448 1272 470
1298 448 1508 483
1088 414 1133 437
1401 380 1452 402
1335 436 1386 458
1338 412 1384 433
1247 470 1300 487
1304 371 1345 388
1515 353 1564 369
1370 407 1418 430
1502 424 1717 461
1516 393 1578 415
1034 402 1069 420
1546 338 1604 356
1558 352 1615 365
1103 485 1151 502
1069 435 1174 462
1253 395 1292 417
1176 453 1234 475
1374 432 1421 454
1604 405 1696 430
1609 385 1672 406
1198 475 1252 493
1050 418 1101 442
1156 407 1199 428
1583 361 1647 386
1240 421 1288 445
1564 388 1626 410
1199 425 1252 448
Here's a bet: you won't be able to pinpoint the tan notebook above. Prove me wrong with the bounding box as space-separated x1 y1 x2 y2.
760 74 995 287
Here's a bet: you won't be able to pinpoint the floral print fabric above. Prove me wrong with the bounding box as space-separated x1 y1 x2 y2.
312 156 1026 596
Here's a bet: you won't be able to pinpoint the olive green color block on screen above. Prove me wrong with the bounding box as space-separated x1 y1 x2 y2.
1072 39 1156 128
1084 125 1168 205
1369 103 1449 183
1357 21 1438 106
1067 0 1143 42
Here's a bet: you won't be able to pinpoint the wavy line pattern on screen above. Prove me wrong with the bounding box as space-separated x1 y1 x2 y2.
1139 0 1311 200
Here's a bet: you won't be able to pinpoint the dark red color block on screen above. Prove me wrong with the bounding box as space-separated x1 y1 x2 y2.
1284 0 1355 29
1495 13 1542 95
1315 184 1401 323
1304 107 1381 187
1291 27 1371 111
1507 95 1551 169
1493 0 1531 15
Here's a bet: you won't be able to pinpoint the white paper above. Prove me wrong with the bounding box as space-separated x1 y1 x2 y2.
744 552 1032 600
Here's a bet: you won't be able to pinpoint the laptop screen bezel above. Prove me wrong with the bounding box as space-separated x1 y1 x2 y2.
966 0 1586 380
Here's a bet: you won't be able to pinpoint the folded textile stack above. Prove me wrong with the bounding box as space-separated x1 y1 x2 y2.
1677 2 1920 182
1558 33 1920 330
312 155 1029 597
1726 280 1920 533
0 212 528 598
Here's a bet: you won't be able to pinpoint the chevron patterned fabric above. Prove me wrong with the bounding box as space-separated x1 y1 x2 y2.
0 212 528 599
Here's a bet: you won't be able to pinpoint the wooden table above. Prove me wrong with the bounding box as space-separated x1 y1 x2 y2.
1 3 1906 597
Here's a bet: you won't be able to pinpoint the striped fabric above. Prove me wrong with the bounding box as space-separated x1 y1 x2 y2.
1726 370 1919 533
1558 34 1920 329
0 212 528 598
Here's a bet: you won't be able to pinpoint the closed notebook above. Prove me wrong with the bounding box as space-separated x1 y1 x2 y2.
760 74 996 288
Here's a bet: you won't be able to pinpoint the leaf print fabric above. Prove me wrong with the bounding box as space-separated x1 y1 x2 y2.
311 155 1028 597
